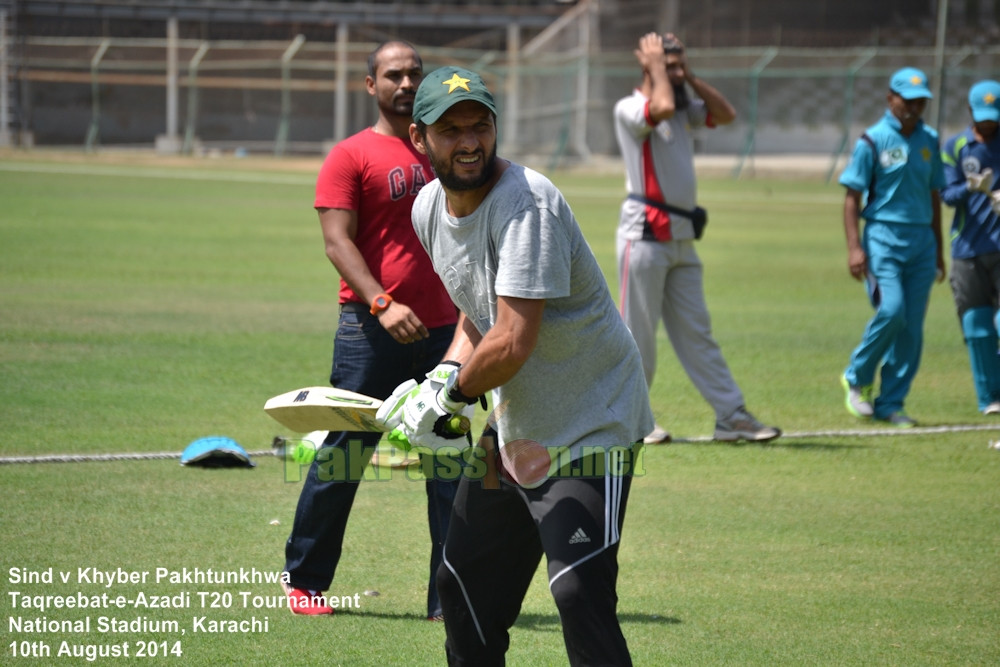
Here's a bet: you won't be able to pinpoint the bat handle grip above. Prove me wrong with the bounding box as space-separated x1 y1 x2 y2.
387 415 471 452
444 414 471 435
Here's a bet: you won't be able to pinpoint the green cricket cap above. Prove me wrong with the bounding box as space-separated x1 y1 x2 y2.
412 66 497 125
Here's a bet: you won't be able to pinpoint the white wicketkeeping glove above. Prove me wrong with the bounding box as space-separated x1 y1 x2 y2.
990 190 1000 216
966 168 994 194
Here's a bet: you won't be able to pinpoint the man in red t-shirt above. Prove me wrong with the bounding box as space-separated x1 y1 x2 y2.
282 41 459 620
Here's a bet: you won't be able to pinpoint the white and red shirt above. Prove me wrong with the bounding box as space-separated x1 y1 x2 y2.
613 89 712 241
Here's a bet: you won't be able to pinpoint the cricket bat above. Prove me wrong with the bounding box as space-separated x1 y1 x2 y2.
263 386 470 435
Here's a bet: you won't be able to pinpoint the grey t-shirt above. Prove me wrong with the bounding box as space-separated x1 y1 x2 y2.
411 162 653 460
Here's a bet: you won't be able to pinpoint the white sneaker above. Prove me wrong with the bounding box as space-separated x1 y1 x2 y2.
643 424 672 444
983 402 1000 415
841 374 874 418
714 407 781 442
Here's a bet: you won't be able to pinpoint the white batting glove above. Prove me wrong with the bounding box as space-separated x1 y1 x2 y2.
379 361 461 431
990 190 1000 216
424 361 476 428
425 361 461 390
375 378 419 432
400 365 476 451
397 388 469 451
401 384 449 442
967 168 994 194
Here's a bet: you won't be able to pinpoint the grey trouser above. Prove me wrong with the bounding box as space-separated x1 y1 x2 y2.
617 235 744 420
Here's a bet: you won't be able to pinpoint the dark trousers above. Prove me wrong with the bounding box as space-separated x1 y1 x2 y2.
284 307 458 617
437 446 636 666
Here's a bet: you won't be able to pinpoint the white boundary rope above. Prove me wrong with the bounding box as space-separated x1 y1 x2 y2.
0 449 280 465
782 423 1000 437
669 422 1000 443
0 162 313 186
2 423 1000 464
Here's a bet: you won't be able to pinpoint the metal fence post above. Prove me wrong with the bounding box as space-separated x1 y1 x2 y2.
733 46 776 179
334 24 348 145
929 0 950 130
1 9 10 147
183 42 209 155
572 2 593 161
502 22 520 156
275 34 305 157
163 16 179 153
84 38 110 152
827 48 876 183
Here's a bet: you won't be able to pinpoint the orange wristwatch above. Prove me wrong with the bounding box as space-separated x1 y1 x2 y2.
370 293 393 315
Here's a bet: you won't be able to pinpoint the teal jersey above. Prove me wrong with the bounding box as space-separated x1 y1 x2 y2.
839 110 945 224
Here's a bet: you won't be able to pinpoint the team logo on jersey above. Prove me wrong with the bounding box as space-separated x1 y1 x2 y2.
962 156 983 175
655 122 674 142
879 147 907 168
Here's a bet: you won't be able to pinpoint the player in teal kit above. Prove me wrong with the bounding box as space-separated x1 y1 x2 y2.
839 67 946 426
941 79 1000 414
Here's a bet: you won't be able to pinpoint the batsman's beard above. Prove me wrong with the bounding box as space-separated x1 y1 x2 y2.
427 142 498 192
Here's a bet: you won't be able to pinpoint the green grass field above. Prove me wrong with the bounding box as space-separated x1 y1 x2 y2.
1 152 998 665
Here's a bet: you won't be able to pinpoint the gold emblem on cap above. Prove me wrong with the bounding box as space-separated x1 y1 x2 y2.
442 73 471 94
910 75 923 85
985 92 997 105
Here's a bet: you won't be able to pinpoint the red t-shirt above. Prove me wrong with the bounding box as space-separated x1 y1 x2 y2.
314 128 456 329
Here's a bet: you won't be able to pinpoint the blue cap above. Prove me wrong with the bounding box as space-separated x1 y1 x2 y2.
181 436 255 468
890 67 932 100
969 80 1000 122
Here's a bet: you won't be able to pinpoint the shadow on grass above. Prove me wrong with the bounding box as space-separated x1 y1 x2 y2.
333 610 444 621
512 612 681 630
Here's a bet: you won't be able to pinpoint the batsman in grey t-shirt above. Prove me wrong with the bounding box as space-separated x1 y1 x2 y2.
375 65 652 667
412 162 653 461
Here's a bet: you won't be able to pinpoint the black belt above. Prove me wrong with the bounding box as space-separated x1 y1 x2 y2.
627 193 697 219
340 302 369 314
627 193 707 240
